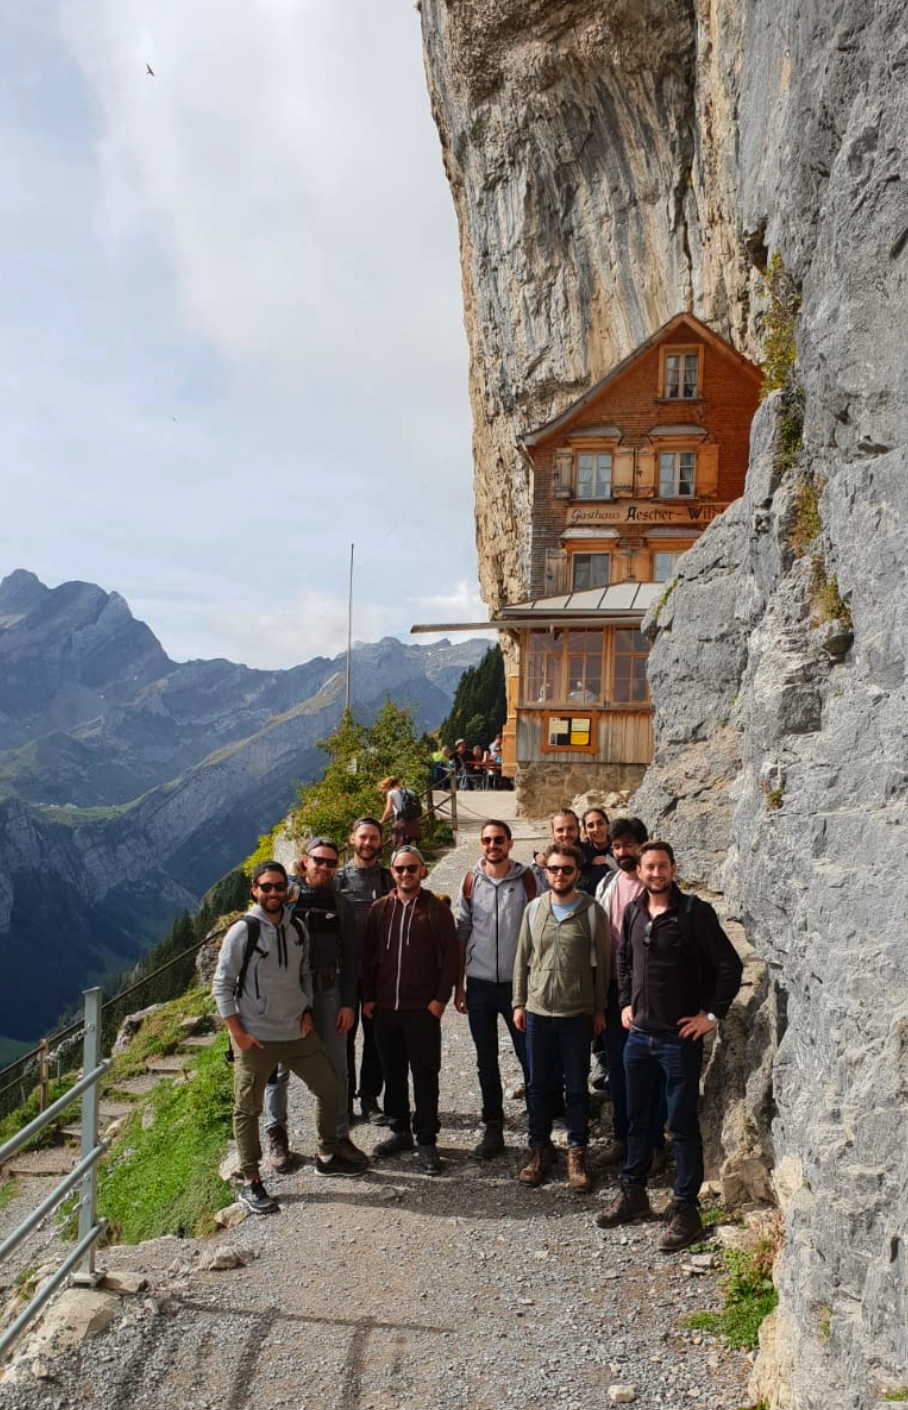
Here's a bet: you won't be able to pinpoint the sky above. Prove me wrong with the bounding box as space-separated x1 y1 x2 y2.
0 1 492 667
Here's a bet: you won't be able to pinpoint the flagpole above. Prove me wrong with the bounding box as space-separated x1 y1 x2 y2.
345 543 354 712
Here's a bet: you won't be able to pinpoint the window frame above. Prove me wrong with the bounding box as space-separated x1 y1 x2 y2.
522 627 650 717
573 447 614 501
658 447 697 498
570 550 612 591
612 628 650 706
652 550 681 583
658 344 702 401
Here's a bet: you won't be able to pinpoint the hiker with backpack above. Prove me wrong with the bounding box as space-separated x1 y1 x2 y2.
336 816 395 1124
212 860 343 1215
512 843 610 1194
596 840 743 1252
378 774 423 849
361 846 459 1175
454 819 536 1159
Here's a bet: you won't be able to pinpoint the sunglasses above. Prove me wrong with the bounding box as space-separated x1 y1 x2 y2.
392 864 420 875
481 836 508 845
544 864 577 875
309 856 338 868
256 882 287 893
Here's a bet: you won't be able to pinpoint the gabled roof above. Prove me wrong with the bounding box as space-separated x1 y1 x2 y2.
520 312 761 448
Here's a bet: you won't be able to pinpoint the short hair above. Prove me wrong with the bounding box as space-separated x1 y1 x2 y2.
480 819 512 840
542 842 583 870
251 860 288 885
551 808 580 826
640 839 675 866
351 816 383 834
378 775 400 791
610 816 648 845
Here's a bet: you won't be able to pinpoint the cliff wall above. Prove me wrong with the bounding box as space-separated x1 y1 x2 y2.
421 1 908 1404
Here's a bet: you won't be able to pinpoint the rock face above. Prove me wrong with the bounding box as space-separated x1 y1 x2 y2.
422 1 908 1404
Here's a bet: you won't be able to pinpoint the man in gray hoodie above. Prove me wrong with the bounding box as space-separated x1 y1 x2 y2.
212 861 350 1215
455 819 536 1158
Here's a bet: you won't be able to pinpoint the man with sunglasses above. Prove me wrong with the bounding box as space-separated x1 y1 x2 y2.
263 838 368 1175
362 846 459 1175
213 861 342 1214
455 819 535 1159
512 844 609 1192
596 841 743 1252
336 817 395 1123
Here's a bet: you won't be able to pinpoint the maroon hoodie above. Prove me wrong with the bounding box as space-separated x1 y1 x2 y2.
362 889 458 1010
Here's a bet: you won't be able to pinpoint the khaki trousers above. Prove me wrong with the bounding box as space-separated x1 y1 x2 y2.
233 1032 339 1180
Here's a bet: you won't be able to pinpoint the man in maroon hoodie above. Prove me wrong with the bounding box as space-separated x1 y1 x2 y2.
362 846 458 1175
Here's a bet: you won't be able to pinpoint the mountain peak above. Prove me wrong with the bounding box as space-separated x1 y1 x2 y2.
0 568 49 625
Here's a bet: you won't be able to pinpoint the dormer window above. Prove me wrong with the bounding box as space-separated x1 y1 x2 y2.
576 451 612 500
661 348 701 399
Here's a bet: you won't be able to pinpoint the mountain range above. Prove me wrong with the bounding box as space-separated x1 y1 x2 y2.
0 570 486 1047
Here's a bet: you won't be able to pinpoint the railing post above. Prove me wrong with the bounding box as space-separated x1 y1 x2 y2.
37 1039 49 1113
450 770 458 834
72 988 103 1286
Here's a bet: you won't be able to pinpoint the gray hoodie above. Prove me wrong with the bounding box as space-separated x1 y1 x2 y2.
455 861 536 983
212 905 313 1043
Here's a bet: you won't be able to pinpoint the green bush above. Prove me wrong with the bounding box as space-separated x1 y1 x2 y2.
687 1239 779 1350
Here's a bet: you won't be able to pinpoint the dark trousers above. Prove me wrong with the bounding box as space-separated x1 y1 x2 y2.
605 981 666 1147
623 1028 704 1205
526 1011 593 1150
346 992 384 1108
373 1007 442 1145
466 978 528 1124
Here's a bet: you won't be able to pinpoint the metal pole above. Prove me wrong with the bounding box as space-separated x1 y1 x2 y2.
73 988 103 1286
345 543 354 712
450 770 458 834
38 1039 48 1113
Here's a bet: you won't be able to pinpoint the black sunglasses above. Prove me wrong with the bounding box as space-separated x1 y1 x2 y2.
392 864 420 875
481 836 508 845
545 864 577 875
256 882 287 893
309 856 338 868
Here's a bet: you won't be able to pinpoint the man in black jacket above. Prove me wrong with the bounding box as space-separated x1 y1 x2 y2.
596 840 743 1252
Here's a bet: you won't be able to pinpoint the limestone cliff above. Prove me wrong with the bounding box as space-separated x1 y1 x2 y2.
422 1 908 1404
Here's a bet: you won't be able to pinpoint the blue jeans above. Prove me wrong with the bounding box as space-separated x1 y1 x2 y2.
264 983 349 1141
526 1012 593 1149
623 1027 704 1205
605 982 666 1148
466 978 528 1124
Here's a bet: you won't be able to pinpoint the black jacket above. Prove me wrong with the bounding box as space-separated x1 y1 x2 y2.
289 882 360 1011
617 885 743 1037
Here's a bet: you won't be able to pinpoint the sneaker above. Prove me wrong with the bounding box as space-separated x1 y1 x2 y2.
335 1136 369 1169
473 1121 505 1160
517 1144 555 1187
266 1124 293 1175
238 1177 279 1215
416 1142 442 1175
597 1139 626 1167
360 1094 383 1122
594 1182 650 1228
315 1149 368 1178
374 1131 415 1157
659 1203 704 1253
566 1146 592 1193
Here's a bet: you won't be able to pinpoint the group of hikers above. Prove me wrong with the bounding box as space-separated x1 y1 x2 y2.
212 801 743 1255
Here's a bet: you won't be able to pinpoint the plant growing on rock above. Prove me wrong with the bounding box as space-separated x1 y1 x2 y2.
687 1226 780 1350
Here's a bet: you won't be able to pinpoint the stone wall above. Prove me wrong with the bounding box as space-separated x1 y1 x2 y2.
422 1 908 1404
515 759 643 819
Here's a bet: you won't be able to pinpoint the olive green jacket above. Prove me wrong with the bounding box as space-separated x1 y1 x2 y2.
512 892 609 1017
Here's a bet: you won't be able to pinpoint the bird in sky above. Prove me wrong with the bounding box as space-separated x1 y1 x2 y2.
146 63 155 77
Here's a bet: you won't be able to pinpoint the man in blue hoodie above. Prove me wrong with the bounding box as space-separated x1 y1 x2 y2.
212 861 346 1215
455 819 536 1158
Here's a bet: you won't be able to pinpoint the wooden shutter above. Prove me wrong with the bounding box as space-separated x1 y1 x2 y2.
544 548 567 594
636 448 656 498
697 444 719 498
612 448 635 498
553 450 573 498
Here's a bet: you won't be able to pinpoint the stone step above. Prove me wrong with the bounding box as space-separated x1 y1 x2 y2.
179 1034 218 1049
144 1055 191 1074
7 1148 79 1177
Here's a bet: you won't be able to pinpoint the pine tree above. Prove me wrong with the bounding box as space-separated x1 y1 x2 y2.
440 646 506 748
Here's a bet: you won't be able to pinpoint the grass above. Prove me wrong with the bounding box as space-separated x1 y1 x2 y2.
760 253 801 398
0 1073 83 1152
818 1304 832 1339
106 986 217 1081
789 476 822 556
687 1235 779 1350
0 1176 19 1211
882 1391 908 1402
93 1037 233 1243
810 557 852 629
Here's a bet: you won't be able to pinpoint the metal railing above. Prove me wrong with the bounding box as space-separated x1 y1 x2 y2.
0 988 110 1359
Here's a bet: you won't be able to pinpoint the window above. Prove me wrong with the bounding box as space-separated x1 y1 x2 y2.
575 452 612 500
663 349 700 399
659 450 696 498
613 630 649 704
571 553 611 591
652 551 680 583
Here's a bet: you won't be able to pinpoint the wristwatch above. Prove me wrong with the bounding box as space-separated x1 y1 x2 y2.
706 1012 718 1024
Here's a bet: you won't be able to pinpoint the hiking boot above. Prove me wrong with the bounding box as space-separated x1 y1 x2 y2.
315 1149 367 1178
374 1131 415 1157
566 1146 592 1193
360 1094 383 1122
649 1144 670 1178
518 1145 555 1187
416 1143 442 1175
473 1121 505 1160
594 1182 650 1228
597 1139 626 1167
335 1136 369 1170
238 1178 279 1215
659 1203 704 1253
266 1124 293 1175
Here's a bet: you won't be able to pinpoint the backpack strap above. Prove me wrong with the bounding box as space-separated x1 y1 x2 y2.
235 915 261 998
463 869 474 902
522 869 536 903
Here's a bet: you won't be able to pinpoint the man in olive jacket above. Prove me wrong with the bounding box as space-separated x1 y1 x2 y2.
513 843 609 1193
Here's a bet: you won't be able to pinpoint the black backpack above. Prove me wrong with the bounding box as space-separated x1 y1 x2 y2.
225 913 307 1063
396 786 422 822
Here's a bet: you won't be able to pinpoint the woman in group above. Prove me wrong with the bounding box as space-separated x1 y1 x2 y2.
578 807 616 896
378 775 422 850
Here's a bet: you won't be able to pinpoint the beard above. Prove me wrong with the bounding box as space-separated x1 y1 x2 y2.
617 855 638 872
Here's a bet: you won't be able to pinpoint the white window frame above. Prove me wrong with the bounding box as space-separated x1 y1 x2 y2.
574 451 612 500
571 552 611 591
659 449 696 498
661 347 701 400
652 551 680 583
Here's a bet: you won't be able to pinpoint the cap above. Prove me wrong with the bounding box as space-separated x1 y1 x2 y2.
306 836 339 856
390 845 426 865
